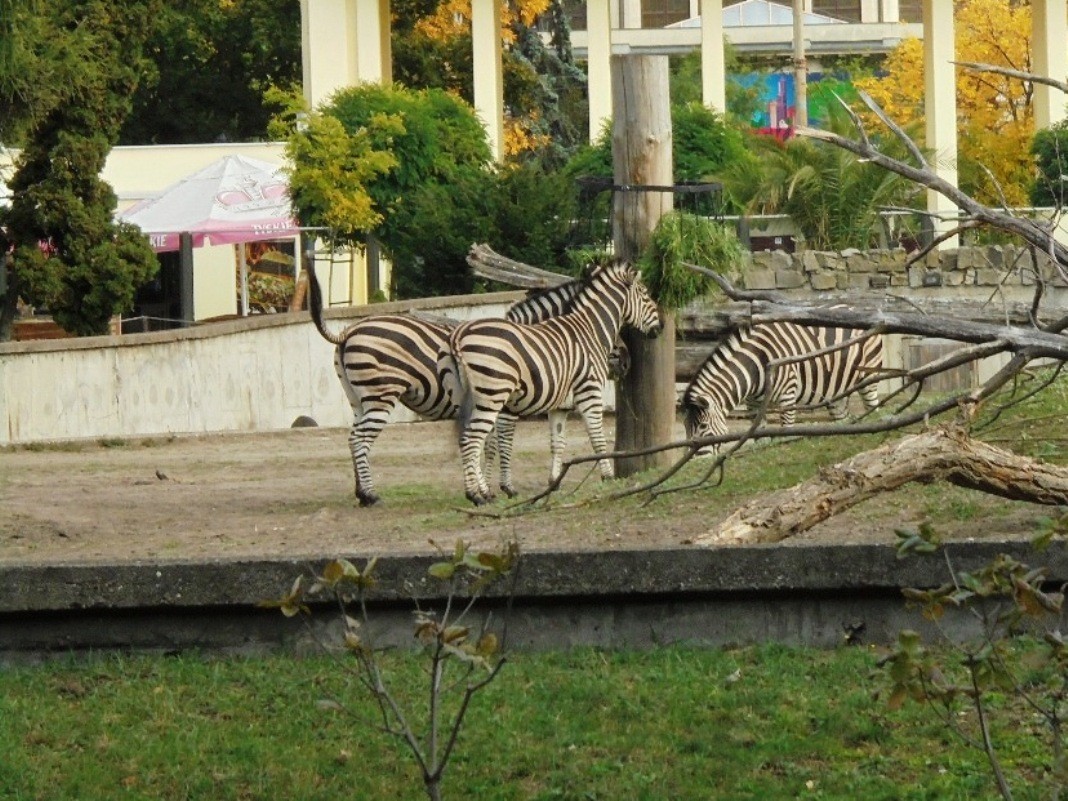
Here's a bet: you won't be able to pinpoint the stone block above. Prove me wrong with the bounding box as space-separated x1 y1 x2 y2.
800 250 821 273
975 268 1002 286
879 250 909 272
846 253 875 273
775 269 806 289
956 247 982 270
744 268 777 290
816 251 845 271
984 244 1005 269
751 249 796 273
943 269 966 286
847 273 871 290
809 272 837 291
889 272 909 287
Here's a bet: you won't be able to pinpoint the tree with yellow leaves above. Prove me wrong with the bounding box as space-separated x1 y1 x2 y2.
393 0 585 165
856 0 1033 206
414 0 549 44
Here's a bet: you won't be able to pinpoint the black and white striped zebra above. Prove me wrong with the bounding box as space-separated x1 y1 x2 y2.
306 263 615 506
681 323 883 455
439 261 662 505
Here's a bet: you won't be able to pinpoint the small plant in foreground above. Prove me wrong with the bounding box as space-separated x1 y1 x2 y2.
881 518 1068 800
263 538 519 801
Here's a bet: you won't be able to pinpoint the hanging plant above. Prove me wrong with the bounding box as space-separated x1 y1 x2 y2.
639 211 746 310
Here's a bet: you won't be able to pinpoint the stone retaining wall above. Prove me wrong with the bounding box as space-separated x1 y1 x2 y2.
745 244 1056 293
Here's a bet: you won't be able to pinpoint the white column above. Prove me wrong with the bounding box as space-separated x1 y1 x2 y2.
587 0 613 142
621 0 642 28
355 0 392 85
1033 0 1068 130
700 0 726 113
923 0 958 248
881 0 900 23
300 0 359 108
471 0 504 161
860 0 879 23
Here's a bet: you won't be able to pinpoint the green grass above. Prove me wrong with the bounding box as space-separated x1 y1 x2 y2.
0 645 1055 800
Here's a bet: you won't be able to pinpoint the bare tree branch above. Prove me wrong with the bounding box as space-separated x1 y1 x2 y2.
954 60 1068 95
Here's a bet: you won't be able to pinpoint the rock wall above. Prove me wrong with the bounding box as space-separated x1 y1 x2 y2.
743 244 1059 294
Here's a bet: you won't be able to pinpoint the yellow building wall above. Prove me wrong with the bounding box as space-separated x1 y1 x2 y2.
3 141 375 321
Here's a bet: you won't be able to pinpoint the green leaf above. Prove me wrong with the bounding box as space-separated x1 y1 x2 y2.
428 562 456 581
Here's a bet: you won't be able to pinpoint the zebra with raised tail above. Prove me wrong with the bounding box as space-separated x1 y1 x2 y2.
439 261 662 506
306 264 620 506
681 322 883 455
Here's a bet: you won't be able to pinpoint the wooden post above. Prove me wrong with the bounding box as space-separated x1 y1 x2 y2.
611 54 676 477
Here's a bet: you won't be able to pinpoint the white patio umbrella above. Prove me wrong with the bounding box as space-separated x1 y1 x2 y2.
118 154 301 316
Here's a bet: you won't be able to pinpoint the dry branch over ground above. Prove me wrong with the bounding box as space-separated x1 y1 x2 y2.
698 426 1068 546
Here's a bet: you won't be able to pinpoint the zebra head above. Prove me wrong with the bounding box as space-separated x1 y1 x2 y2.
583 261 662 337
682 393 728 457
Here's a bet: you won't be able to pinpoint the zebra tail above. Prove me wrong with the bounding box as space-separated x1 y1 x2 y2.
438 335 472 440
306 261 345 346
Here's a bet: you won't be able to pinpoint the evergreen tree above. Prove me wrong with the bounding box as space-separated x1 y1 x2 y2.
1 0 159 338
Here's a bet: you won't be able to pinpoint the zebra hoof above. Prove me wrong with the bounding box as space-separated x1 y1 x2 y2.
500 484 517 499
357 492 381 507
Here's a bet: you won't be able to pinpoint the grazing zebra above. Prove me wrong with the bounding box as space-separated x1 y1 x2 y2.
681 322 883 455
306 263 615 506
440 261 662 506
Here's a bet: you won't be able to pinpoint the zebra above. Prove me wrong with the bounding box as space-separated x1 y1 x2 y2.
439 261 662 506
681 322 883 455
306 263 620 506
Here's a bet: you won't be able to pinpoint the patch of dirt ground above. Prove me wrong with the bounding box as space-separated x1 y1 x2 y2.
0 418 1044 566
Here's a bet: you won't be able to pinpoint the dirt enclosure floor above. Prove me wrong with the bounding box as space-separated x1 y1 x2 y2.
1 418 1044 567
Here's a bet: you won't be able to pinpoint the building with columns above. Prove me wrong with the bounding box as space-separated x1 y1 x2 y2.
300 0 1068 245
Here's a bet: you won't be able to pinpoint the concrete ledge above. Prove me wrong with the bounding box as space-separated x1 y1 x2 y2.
2 541 1059 660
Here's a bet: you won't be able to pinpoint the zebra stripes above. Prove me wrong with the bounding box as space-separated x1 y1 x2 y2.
681 323 883 455
440 261 662 505
307 263 608 506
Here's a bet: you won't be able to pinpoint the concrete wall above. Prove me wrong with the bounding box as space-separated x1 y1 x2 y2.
0 293 522 446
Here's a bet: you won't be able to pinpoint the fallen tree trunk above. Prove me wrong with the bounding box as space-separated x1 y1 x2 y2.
466 242 570 288
696 426 1068 546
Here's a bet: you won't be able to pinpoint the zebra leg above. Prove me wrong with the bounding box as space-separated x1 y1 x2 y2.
574 394 613 481
459 414 499 505
493 412 519 498
859 384 881 412
347 397 396 507
547 410 569 482
828 397 850 422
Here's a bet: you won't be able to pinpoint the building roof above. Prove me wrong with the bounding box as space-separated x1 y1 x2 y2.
670 0 847 29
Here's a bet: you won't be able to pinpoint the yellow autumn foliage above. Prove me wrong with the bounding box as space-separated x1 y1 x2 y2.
855 0 1034 205
415 0 550 45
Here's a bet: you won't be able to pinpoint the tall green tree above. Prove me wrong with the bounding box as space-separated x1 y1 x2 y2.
1 0 160 338
323 83 494 298
120 0 301 145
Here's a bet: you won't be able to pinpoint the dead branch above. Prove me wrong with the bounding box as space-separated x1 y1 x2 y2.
954 61 1068 95
683 265 1068 361
795 90 1068 273
466 243 570 288
695 425 1068 546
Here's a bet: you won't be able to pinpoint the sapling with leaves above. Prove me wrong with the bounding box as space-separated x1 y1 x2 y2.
264 538 519 801
881 519 1068 801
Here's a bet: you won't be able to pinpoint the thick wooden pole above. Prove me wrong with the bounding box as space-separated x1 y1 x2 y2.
611 55 676 477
